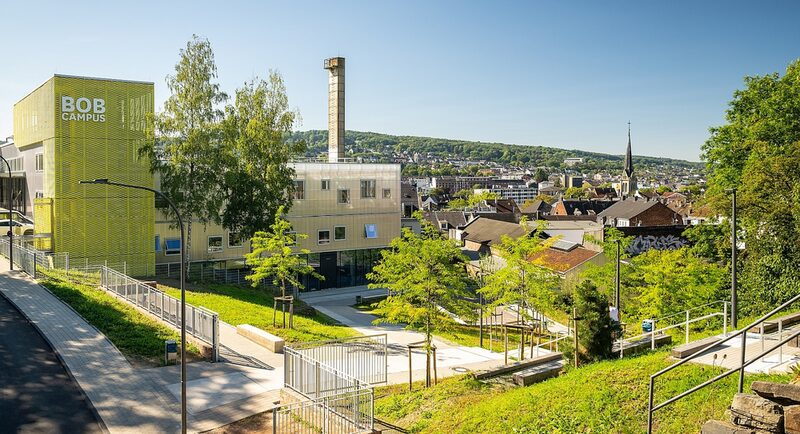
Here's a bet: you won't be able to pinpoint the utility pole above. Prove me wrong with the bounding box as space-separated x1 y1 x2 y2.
615 239 621 310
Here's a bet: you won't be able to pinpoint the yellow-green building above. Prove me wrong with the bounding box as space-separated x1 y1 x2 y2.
12 75 155 275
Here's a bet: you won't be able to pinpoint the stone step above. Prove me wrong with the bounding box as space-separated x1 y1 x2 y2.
701 419 762 434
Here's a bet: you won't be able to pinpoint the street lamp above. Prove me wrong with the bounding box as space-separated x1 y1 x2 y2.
725 188 737 329
615 239 621 311
0 155 13 271
79 178 187 434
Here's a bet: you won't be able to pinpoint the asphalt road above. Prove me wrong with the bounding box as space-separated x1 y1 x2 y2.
0 295 103 433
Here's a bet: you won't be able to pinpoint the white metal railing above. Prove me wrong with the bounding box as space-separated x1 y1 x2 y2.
0 237 47 276
617 300 729 358
272 388 374 434
290 334 388 385
100 266 220 361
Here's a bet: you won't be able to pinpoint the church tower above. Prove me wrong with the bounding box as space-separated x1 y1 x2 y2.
621 122 637 196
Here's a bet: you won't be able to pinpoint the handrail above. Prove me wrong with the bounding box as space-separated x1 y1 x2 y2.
651 300 726 324
647 291 800 433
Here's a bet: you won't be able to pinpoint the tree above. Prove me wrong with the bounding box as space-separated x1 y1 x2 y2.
533 168 548 183
534 194 556 205
564 186 589 199
479 219 559 327
702 60 800 313
142 35 228 262
368 214 473 387
245 207 321 328
574 280 613 362
467 190 500 207
220 72 305 239
656 185 673 194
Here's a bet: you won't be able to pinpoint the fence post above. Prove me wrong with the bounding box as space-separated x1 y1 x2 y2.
651 320 656 351
272 407 277 434
212 314 219 362
685 310 690 344
724 302 728 336
779 320 784 363
315 361 321 398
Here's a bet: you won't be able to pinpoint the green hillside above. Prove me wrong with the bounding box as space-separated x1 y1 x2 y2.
374 350 789 434
291 130 704 175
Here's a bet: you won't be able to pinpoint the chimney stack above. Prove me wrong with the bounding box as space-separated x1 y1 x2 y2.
324 57 345 162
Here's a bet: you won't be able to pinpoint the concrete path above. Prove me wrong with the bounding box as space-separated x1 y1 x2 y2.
0 294 103 434
299 286 544 384
690 328 800 374
0 261 182 433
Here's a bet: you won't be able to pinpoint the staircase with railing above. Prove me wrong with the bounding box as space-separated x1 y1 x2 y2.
647 294 800 433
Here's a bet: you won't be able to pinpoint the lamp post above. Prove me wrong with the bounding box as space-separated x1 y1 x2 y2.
80 178 187 434
0 155 13 271
615 239 621 311
726 188 738 329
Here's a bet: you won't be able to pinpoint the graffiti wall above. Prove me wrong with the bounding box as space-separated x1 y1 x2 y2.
616 226 689 256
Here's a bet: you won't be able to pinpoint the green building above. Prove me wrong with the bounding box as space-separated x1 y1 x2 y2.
11 75 156 275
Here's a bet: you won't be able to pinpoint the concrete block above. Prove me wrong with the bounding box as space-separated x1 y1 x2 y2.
671 336 722 359
753 382 800 406
236 324 284 353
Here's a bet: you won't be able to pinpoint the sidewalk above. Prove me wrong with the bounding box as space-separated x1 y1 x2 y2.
0 260 181 433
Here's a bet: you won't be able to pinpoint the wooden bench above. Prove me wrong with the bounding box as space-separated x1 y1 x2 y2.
670 335 722 359
236 324 285 353
750 312 800 334
474 352 563 380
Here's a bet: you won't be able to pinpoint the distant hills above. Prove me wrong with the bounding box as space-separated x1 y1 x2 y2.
290 130 704 174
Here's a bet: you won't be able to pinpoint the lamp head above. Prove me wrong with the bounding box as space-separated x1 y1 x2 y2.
79 178 109 185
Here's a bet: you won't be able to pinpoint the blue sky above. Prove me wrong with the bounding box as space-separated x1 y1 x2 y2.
2 1 799 161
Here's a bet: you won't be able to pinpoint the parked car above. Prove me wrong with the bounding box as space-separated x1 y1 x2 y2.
0 219 34 236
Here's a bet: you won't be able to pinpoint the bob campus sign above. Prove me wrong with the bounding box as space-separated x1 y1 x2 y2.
60 95 106 122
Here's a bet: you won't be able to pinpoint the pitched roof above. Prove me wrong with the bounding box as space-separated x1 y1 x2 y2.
520 200 551 214
486 199 519 214
529 245 601 273
423 211 470 230
556 199 615 215
462 217 528 246
597 199 664 220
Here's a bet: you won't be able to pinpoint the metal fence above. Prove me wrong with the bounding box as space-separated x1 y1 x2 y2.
155 261 251 285
290 334 388 385
272 388 374 434
100 266 220 361
0 238 48 277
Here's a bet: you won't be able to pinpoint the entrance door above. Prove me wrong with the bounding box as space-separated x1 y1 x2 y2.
319 252 338 289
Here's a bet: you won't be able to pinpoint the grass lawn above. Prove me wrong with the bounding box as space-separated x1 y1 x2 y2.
40 272 200 367
374 350 791 434
159 282 360 344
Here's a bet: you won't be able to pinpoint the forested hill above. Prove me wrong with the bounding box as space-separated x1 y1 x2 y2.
290 130 704 174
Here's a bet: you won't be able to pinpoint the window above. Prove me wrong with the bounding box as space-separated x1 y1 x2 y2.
365 224 378 239
35 153 44 172
440 222 448 230
155 235 161 252
35 191 44 199
382 188 391 199
360 180 376 198
228 232 243 248
321 179 331 191
334 226 346 241
208 235 223 253
165 238 181 255
338 189 350 204
293 180 305 200
318 230 331 245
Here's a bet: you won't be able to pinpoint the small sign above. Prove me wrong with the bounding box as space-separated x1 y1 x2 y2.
365 224 378 239
165 339 178 364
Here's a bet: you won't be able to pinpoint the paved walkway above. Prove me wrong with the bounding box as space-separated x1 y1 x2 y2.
691 329 800 374
0 261 182 433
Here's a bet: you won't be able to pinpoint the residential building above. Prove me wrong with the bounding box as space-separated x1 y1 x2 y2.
564 157 584 166
563 175 584 189
551 199 615 216
461 217 527 254
520 199 551 219
597 198 683 227
474 183 538 204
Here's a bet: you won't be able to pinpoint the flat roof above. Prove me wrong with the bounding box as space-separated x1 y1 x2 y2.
15 74 154 106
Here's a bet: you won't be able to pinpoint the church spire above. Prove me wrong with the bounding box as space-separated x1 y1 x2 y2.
623 121 634 178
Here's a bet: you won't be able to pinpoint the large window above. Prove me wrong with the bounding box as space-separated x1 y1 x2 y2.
360 180 376 198
228 232 243 248
293 180 305 200
334 226 346 241
318 230 331 245
338 189 350 204
165 238 181 255
35 153 44 172
208 235 223 253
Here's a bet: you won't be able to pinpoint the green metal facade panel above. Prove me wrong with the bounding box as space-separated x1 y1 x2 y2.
15 75 157 276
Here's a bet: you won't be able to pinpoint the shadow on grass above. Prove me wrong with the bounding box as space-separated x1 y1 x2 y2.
41 278 199 367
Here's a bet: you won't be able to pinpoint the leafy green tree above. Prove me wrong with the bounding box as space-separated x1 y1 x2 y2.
467 190 500 207
534 194 556 205
683 222 730 264
564 186 589 199
368 215 473 386
479 219 559 326
702 59 800 313
574 280 613 362
142 35 228 262
220 72 305 239
245 207 321 328
533 168 548 183
656 185 673 194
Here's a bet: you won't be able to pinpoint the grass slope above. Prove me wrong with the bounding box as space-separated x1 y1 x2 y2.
41 275 199 366
159 283 359 343
374 350 790 434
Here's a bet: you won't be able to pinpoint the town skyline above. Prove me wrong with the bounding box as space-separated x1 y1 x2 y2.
3 1 800 160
